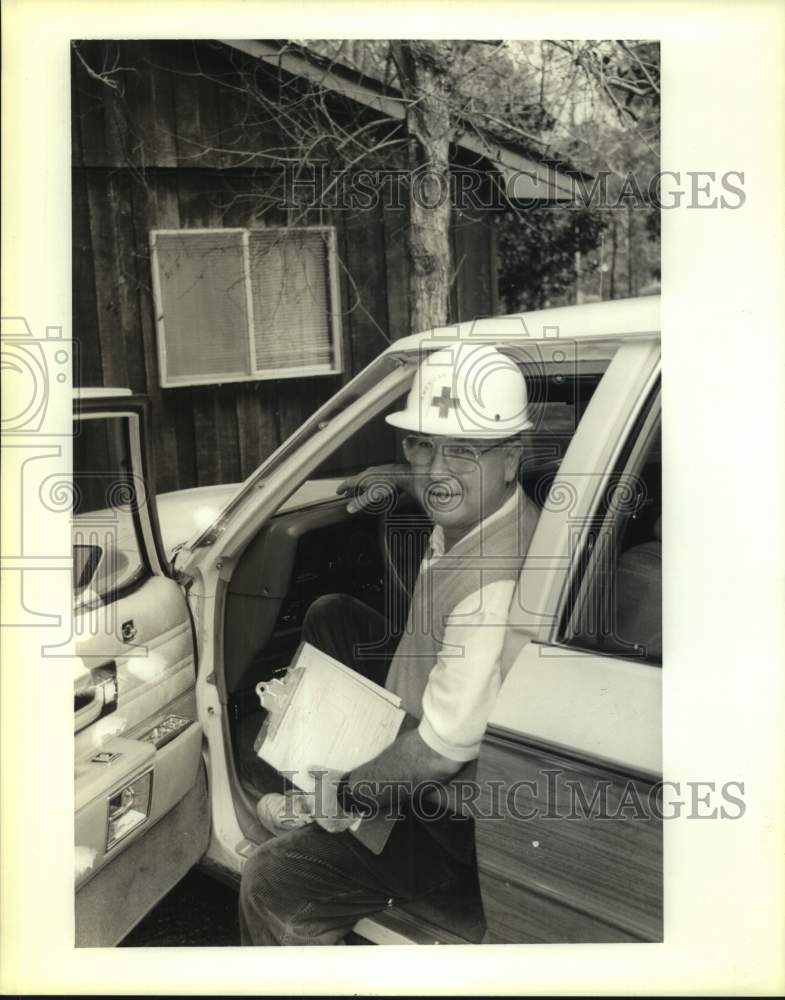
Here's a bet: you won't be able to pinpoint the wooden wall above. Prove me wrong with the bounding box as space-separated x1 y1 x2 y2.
72 40 499 493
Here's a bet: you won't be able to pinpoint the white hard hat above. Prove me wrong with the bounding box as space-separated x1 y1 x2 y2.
386 344 533 438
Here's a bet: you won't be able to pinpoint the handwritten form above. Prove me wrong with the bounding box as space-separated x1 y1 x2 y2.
255 643 405 795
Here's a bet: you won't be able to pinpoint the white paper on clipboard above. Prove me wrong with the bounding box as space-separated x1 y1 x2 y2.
255 642 405 795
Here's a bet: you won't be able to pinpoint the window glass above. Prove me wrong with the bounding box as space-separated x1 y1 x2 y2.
511 339 618 505
72 415 149 606
560 406 662 665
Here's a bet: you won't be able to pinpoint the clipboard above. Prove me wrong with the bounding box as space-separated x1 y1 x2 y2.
252 643 405 818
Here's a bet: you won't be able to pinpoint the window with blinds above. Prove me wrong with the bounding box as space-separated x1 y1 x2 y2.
150 227 343 387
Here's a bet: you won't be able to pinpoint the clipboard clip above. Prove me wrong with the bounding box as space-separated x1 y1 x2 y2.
255 666 305 741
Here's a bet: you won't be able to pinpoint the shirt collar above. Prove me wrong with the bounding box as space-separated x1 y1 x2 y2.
427 484 523 563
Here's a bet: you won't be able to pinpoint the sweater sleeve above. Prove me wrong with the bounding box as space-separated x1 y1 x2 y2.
417 579 516 762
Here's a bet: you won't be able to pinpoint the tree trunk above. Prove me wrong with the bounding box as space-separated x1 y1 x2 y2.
392 42 453 333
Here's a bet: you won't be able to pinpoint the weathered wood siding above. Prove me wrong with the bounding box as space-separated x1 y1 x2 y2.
72 40 499 493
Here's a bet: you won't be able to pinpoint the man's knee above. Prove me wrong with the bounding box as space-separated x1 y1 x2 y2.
302 593 363 655
303 593 347 632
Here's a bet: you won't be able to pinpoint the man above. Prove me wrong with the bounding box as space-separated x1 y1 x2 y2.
239 344 540 945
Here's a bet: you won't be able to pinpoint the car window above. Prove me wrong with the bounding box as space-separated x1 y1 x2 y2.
72 414 150 606
558 393 662 665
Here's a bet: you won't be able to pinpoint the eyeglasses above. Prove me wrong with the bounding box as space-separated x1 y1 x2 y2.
402 433 511 468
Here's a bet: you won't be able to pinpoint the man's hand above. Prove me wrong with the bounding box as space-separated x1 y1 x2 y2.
336 464 410 514
307 766 357 834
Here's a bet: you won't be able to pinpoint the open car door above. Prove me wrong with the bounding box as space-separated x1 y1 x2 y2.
73 391 209 946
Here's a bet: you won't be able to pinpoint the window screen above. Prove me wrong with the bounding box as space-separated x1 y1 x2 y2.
151 227 342 387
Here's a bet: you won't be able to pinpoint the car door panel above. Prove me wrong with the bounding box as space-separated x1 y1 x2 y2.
75 713 204 888
73 397 208 947
475 728 662 943
75 576 196 754
492 641 662 775
75 763 209 947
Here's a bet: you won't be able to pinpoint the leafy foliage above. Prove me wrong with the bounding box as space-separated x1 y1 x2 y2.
497 206 608 311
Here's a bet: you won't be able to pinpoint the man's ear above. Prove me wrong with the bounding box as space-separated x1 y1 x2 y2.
503 443 523 484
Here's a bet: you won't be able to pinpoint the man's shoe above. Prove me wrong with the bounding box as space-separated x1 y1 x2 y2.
255 792 313 836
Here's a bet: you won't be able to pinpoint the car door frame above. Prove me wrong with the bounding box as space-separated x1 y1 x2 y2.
73 392 171 585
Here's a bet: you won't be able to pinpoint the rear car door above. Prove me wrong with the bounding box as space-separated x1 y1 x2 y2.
475 336 663 943
73 392 209 946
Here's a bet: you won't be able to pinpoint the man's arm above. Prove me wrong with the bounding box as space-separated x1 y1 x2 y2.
348 724 464 797
307 724 463 833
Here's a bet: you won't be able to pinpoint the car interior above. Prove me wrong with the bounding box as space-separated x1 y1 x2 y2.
216 347 663 941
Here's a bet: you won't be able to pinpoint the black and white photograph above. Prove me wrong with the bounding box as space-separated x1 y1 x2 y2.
2 2 784 996
69 36 663 949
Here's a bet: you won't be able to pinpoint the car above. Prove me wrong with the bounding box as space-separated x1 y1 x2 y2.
73 294 662 946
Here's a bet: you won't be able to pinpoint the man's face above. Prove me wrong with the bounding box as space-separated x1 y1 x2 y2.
402 433 520 532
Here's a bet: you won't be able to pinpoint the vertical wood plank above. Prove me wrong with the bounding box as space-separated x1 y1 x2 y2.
383 204 410 340
453 212 495 322
343 202 390 371
234 384 276 479
449 209 461 323
72 40 131 168
128 173 183 493
72 41 111 168
214 59 272 173
488 217 500 315
335 203 392 471
85 173 132 388
170 41 224 170
123 40 179 169
70 49 85 170
71 169 102 386
275 377 336 443
215 385 242 484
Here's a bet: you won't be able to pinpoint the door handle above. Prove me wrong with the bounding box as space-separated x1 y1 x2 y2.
121 620 137 643
108 785 136 822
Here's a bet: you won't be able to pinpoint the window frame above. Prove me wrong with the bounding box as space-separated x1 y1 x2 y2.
72 396 171 609
149 225 344 389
